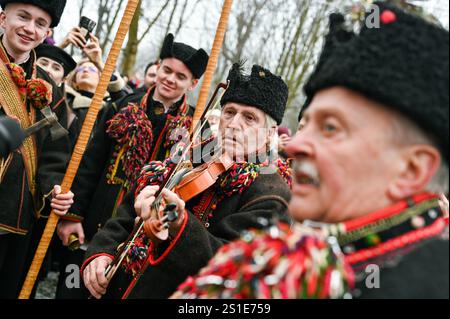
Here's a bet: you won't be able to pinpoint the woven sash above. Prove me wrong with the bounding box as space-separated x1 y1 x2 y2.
0 55 38 198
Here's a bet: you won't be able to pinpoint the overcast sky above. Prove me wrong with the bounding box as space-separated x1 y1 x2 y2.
51 0 449 77
54 0 449 45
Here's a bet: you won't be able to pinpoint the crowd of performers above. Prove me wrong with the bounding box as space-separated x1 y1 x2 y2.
0 0 448 299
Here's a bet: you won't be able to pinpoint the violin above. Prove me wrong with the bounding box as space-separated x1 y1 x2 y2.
143 152 234 242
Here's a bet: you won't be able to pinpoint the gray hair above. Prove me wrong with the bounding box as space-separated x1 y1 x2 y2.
390 113 449 194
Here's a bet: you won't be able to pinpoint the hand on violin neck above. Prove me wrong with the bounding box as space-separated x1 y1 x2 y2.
134 185 160 221
161 189 186 237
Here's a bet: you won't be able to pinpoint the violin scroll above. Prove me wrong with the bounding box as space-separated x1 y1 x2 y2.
143 203 179 242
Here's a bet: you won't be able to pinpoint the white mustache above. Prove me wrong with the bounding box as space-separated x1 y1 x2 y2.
292 160 320 185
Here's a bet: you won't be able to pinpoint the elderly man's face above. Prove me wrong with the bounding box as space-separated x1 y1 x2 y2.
285 87 407 223
219 102 273 161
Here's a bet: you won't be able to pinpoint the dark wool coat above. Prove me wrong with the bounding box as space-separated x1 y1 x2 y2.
342 195 449 299
83 171 291 299
355 231 449 299
0 60 71 235
63 89 194 241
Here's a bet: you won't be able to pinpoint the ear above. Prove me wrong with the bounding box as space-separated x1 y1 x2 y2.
0 11 6 29
189 78 199 91
45 28 52 39
39 28 51 44
388 145 441 200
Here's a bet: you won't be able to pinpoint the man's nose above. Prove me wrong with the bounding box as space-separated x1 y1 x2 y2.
227 114 243 129
166 73 176 83
22 21 36 34
284 130 315 159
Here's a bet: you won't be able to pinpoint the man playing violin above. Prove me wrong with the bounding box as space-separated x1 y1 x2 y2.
81 63 292 299
53 33 209 298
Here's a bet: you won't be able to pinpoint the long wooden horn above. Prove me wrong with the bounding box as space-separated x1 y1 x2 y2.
191 0 234 132
19 0 141 299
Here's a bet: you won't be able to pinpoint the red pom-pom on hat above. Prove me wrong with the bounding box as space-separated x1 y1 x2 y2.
381 10 397 24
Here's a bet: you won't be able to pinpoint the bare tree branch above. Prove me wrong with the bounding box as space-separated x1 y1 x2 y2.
137 0 171 45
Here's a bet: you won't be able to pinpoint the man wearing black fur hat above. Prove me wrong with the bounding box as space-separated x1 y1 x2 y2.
0 0 73 298
292 3 449 298
80 63 292 299
51 34 209 298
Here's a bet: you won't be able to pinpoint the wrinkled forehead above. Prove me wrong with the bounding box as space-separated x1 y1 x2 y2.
222 102 266 116
302 87 395 127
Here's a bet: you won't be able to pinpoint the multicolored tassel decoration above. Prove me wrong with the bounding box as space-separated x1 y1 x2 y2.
106 103 154 186
174 223 355 299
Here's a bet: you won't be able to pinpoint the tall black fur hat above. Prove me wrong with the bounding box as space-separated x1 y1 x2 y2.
0 0 67 27
221 63 289 125
302 2 449 160
159 33 209 79
35 44 76 77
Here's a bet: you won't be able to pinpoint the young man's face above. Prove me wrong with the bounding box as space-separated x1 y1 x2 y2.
154 58 198 102
285 87 408 223
0 3 51 56
36 57 64 85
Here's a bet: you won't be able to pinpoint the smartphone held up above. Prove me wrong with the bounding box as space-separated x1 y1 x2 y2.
79 16 97 43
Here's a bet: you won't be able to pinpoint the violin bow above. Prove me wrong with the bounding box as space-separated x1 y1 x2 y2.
19 0 141 299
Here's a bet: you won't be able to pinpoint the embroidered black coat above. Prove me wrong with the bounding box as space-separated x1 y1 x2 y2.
82 170 291 299
346 195 449 299
0 63 71 234
63 89 194 241
354 230 449 299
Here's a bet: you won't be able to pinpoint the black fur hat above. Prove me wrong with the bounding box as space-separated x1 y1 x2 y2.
35 44 76 77
0 0 67 27
221 63 289 125
159 33 209 79
302 2 449 160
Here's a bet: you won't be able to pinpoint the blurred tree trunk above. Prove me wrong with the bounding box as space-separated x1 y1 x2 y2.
121 0 142 77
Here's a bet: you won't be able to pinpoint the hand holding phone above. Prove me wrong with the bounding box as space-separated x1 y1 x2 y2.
79 16 97 42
